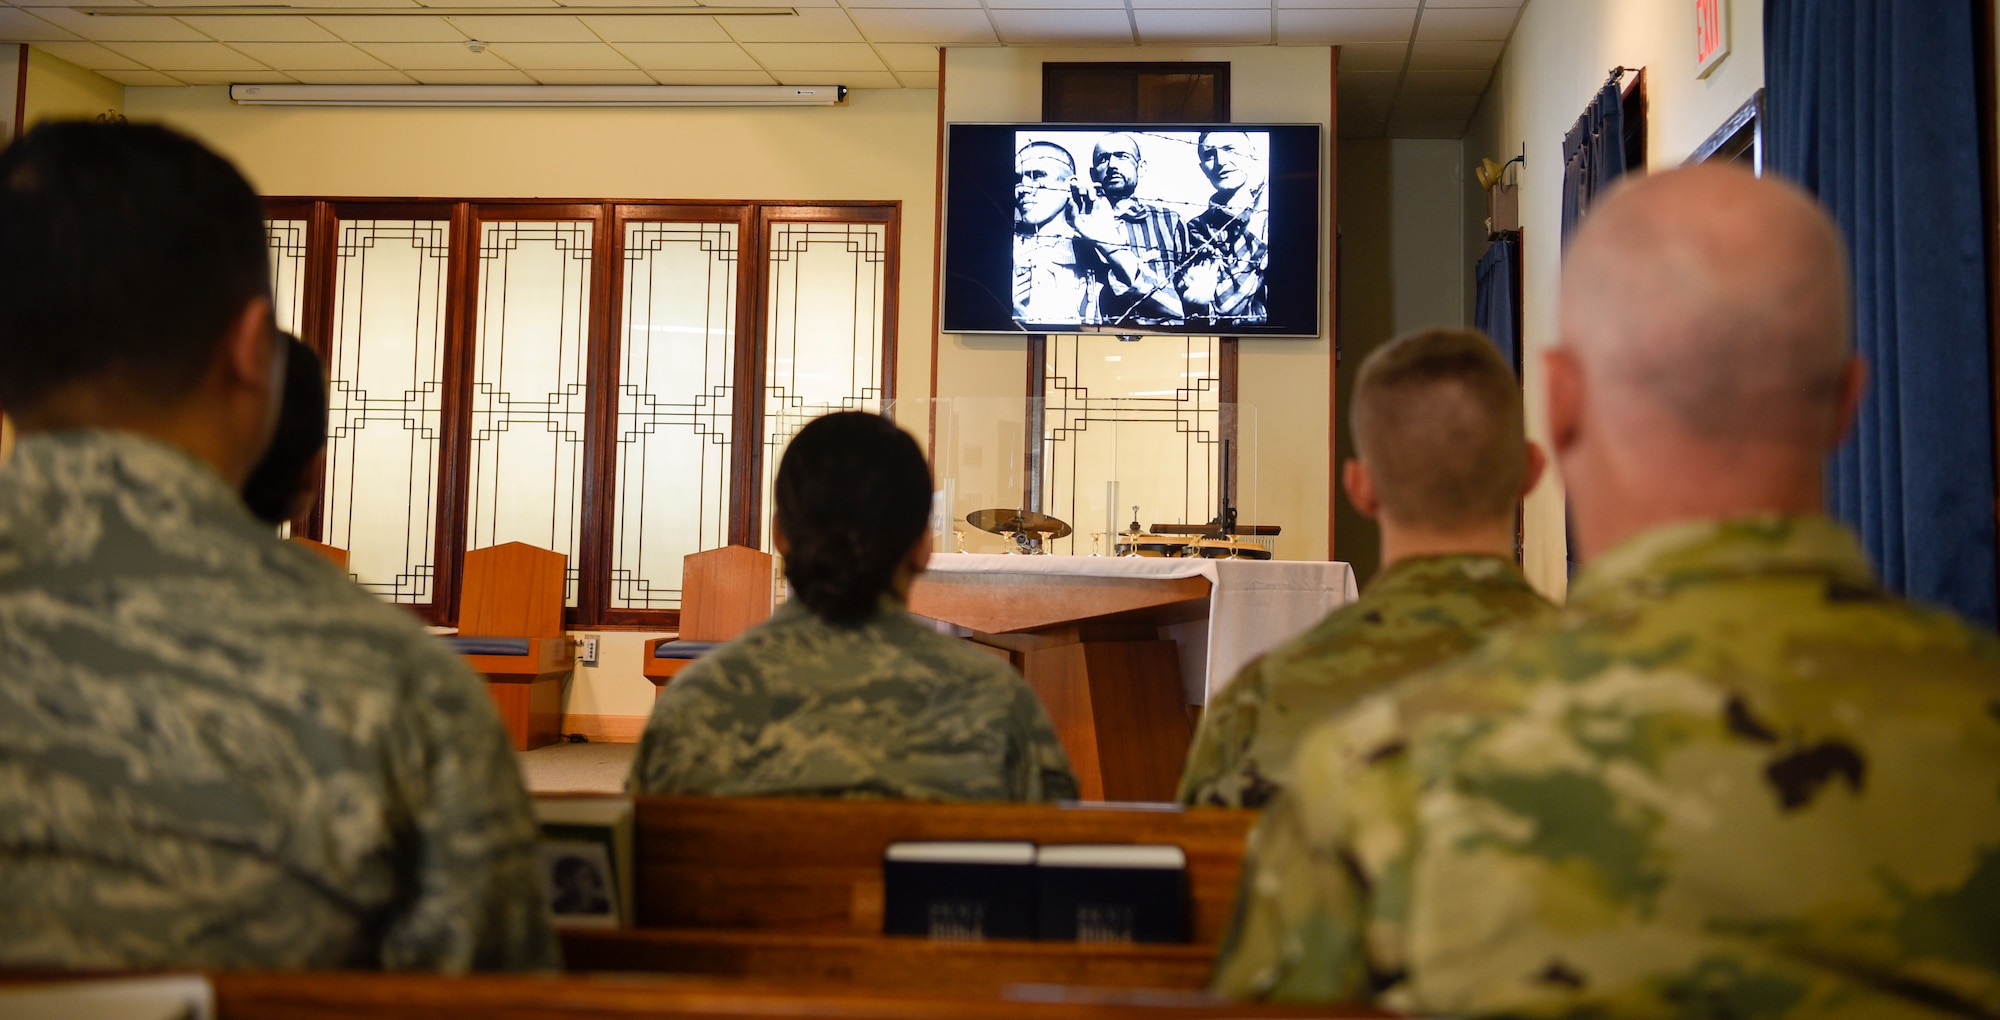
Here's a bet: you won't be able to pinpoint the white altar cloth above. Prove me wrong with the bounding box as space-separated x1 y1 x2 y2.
917 554 1359 704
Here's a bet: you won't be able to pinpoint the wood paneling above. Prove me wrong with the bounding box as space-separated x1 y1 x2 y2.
680 545 774 642
289 537 348 570
459 542 568 638
621 795 1257 946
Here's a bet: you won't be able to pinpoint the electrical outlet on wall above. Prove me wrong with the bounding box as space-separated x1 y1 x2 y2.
580 635 599 666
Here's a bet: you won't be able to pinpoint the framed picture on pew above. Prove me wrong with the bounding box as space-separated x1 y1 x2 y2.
536 797 634 929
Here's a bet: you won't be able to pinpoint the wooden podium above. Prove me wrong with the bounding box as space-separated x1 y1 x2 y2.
907 569 1205 802
457 542 575 751
642 545 774 694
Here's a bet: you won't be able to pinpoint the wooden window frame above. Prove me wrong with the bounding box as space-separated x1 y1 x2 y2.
266 197 900 631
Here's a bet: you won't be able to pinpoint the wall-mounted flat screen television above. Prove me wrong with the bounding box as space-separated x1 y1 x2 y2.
942 123 1322 337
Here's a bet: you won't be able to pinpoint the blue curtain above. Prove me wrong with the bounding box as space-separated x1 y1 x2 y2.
1560 80 1629 254
1560 77 1635 577
1474 231 1523 377
1766 0 1998 625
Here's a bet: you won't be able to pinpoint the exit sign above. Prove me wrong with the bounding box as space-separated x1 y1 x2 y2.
1695 0 1730 78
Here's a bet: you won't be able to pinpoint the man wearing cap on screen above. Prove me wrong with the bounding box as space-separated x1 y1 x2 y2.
1012 140 1094 326
1183 130 1270 325
1070 131 1190 326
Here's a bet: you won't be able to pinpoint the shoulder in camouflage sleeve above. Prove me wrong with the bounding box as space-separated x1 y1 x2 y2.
1209 516 2000 1019
630 598 1077 802
0 431 557 972
1178 554 1551 809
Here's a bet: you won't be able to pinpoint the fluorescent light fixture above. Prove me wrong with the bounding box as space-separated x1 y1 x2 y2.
87 5 793 14
229 84 846 107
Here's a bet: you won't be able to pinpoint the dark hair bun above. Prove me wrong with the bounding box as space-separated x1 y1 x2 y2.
774 412 932 624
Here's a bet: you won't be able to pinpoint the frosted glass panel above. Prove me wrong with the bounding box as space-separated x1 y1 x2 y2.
1043 335 1225 556
466 221 592 607
759 221 889 552
322 219 450 603
611 220 739 611
265 219 308 336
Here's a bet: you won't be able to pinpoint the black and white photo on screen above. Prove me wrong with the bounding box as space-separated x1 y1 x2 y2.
1011 129 1271 331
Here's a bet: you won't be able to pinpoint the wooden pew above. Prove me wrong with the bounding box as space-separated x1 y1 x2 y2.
642 545 774 693
289 536 349 570
3 971 1394 1019
553 796 1261 993
457 542 575 751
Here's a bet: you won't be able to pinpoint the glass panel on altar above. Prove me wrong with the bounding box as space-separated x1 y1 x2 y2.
918 393 1262 561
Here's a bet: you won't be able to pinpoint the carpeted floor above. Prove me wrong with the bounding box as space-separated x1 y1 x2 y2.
517 740 636 794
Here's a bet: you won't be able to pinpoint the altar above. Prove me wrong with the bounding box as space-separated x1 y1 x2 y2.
908 555 1357 801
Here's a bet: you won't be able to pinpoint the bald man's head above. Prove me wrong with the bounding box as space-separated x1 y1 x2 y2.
1351 328 1527 530
1559 165 1852 443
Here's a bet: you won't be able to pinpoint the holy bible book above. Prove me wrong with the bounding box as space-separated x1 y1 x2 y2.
1034 844 1188 944
881 841 1037 940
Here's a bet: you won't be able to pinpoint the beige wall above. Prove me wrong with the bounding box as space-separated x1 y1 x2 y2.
22 48 124 128
940 46 1335 562
125 83 938 723
1334 137 1469 585
1462 0 1765 597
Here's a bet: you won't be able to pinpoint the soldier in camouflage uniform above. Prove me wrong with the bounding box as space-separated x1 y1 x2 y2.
1211 167 2000 1015
1179 328 1552 808
630 412 1078 802
0 122 557 971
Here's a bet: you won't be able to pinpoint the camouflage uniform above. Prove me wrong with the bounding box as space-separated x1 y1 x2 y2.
1178 554 1551 808
629 598 1079 802
0 431 558 972
1211 517 2000 1017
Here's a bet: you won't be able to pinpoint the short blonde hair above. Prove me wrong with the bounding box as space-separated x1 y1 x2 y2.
1350 328 1526 529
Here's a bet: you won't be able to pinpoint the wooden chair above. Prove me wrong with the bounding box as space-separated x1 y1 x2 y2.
289 536 349 570
452 542 574 751
547 794 1263 993
641 545 774 694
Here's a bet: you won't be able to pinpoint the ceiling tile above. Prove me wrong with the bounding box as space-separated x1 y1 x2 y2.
1399 68 1489 94
773 68 896 88
990 9 1130 45
1415 7 1520 41
483 41 636 68
404 67 537 83
986 0 1122 6
26 40 143 69
445 15 598 42
1134 9 1268 44
741 41 884 71
0 9 77 39
353 41 506 67
172 69 295 84
95 68 185 85
1281 0 1418 6
579 15 729 42
1338 90 1391 121
834 0 977 6
176 16 337 41
716 8 861 42
610 41 759 69
230 41 387 69
528 67 655 83
1274 8 1413 43
313 16 466 42
30 7 203 41
846 8 996 44
289 68 416 83
1131 0 1267 7
1387 117 1466 138
693 0 837 5
642 68 776 84
1335 41 1407 72
101 40 267 69
1405 39 1502 70
894 68 938 88
1424 0 1521 6
18 0 143 9
1393 93 1478 119
871 42 936 71
1337 69 1398 95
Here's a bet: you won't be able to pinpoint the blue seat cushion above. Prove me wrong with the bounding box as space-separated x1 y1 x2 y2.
448 636 533 656
654 640 723 660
